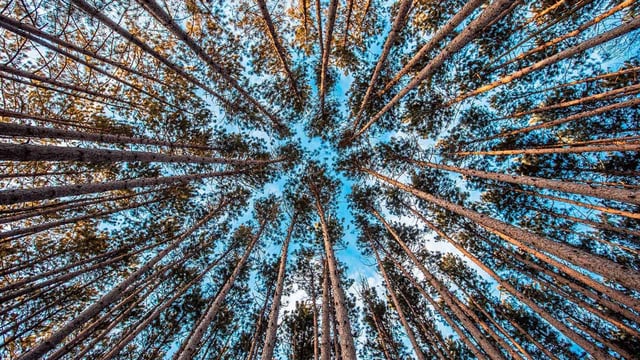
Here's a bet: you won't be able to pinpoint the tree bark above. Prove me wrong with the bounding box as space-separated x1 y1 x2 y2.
175 218 267 360
363 168 640 306
0 122 216 151
378 0 485 96
16 201 226 360
319 0 339 115
311 184 358 360
0 143 283 166
0 167 253 206
353 0 413 130
261 213 297 360
448 16 640 105
320 261 331 360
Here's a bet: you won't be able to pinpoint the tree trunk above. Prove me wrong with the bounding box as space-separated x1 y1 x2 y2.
261 213 297 360
378 0 485 96
319 0 339 115
403 158 640 205
368 236 425 360
311 185 358 360
0 167 252 206
0 122 216 151
370 209 506 360
499 0 634 69
353 0 413 130
349 0 515 142
255 0 303 104
320 261 331 360
448 16 640 105
454 141 640 156
175 218 267 360
474 97 640 143
363 168 640 307
16 201 226 360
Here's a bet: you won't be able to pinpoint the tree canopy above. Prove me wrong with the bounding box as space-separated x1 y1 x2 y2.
1 0 639 359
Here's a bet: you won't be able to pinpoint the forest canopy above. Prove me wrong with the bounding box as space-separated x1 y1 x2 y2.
0 0 639 359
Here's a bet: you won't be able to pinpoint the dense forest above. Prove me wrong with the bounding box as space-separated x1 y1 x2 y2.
0 0 639 358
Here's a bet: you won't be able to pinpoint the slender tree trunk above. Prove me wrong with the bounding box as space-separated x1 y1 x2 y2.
477 97 640 143
368 236 425 360
175 218 267 360
16 201 226 360
506 83 640 120
406 204 632 358
319 0 339 115
448 16 640 105
363 168 640 306
320 261 331 360
0 64 141 109
370 209 506 360
255 0 303 104
454 141 640 156
499 0 634 69
261 213 297 360
311 184 358 360
402 158 640 205
246 286 272 360
377 243 487 360
349 0 515 142
0 167 253 206
134 0 286 134
352 0 413 131
0 143 283 165
0 122 216 151
378 0 485 96
311 268 319 360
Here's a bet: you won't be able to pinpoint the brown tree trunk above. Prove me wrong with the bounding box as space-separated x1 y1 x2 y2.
255 0 303 104
311 184 358 360
0 143 283 166
402 158 640 205
319 0 339 115
0 167 253 206
352 0 413 130
499 0 634 69
378 0 485 96
368 236 425 360
349 0 515 142
362 168 640 307
320 261 331 360
16 201 226 360
176 218 267 360
0 122 216 151
448 16 640 105
454 141 640 156
261 213 297 360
